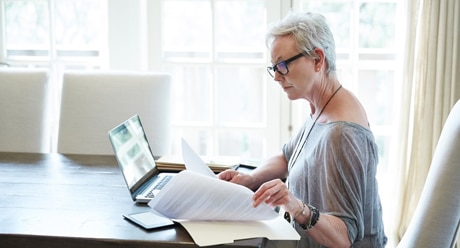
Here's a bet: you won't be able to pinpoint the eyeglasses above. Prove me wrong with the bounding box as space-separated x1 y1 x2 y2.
266 53 305 78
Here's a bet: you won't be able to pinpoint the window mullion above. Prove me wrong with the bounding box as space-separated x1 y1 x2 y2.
211 0 218 156
0 1 6 62
351 0 360 92
48 0 57 67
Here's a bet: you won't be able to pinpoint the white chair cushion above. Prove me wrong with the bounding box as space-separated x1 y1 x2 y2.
57 71 171 156
0 69 50 153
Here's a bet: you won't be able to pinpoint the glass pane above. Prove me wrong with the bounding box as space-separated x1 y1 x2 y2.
359 2 397 49
336 65 353 89
357 70 395 126
162 0 212 60
374 134 390 172
300 1 352 50
5 0 50 54
173 128 213 155
216 66 265 125
166 65 213 124
214 0 266 61
217 129 265 158
54 1 105 47
174 128 266 159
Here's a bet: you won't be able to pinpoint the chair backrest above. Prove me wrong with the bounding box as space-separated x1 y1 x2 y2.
57 71 171 156
397 100 460 248
0 69 50 153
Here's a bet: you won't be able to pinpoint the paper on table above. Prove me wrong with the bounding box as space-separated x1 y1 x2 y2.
148 170 300 246
148 170 278 221
177 216 300 247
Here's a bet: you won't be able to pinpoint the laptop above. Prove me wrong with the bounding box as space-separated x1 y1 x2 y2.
108 115 176 203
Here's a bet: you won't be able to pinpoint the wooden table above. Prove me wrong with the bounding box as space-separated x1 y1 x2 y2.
0 152 274 248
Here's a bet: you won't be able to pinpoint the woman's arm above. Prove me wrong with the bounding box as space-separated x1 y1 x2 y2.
253 180 351 248
218 152 288 191
293 203 351 248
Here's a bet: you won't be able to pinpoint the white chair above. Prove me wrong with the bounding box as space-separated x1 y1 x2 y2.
397 100 460 248
57 71 171 157
0 69 50 153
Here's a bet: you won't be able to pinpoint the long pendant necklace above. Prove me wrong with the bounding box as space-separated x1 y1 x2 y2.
287 84 342 171
284 84 342 224
284 85 342 225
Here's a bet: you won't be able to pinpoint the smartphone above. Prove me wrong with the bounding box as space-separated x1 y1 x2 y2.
123 211 175 230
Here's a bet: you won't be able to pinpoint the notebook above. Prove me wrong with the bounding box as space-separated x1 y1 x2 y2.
108 115 176 203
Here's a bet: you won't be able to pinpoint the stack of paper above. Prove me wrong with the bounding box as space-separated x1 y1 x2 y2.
155 155 239 173
148 170 300 246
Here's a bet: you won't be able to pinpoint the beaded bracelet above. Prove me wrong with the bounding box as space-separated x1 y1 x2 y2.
299 203 320 230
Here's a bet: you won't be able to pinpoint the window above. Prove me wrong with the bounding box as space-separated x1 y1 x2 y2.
2 0 107 68
0 0 403 168
158 0 285 160
294 0 405 241
293 0 402 171
1 0 286 159
1 0 108 148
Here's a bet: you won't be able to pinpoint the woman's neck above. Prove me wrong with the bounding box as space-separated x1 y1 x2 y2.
308 79 341 119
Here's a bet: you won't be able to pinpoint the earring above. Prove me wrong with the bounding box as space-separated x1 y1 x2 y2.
315 67 320 72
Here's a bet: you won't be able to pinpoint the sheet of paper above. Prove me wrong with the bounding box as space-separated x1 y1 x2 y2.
177 216 300 247
148 170 300 246
148 170 278 221
181 138 217 178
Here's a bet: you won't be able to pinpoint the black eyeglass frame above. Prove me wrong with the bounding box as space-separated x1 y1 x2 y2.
266 53 306 78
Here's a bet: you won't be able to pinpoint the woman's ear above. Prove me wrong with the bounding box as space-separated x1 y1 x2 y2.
313 48 325 72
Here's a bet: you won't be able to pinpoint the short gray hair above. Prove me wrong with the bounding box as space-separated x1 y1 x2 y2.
266 11 337 75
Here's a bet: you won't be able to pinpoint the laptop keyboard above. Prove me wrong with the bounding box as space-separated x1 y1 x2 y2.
145 175 173 198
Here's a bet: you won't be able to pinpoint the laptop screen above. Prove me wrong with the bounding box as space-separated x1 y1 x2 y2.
108 115 158 190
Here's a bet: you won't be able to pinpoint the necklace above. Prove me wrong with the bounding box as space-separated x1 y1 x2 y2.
287 84 342 170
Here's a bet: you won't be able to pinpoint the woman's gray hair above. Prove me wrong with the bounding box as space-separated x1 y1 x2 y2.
266 11 337 75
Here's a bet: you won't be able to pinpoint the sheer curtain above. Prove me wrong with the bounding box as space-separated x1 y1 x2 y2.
392 0 460 245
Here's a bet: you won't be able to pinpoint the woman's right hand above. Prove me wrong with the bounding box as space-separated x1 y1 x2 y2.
218 169 255 190
218 152 288 191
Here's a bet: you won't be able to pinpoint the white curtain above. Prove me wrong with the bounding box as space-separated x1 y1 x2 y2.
392 0 460 245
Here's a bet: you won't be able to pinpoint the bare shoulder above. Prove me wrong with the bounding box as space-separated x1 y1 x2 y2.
321 87 370 129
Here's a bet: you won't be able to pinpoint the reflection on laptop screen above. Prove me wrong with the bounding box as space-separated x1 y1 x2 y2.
109 116 156 189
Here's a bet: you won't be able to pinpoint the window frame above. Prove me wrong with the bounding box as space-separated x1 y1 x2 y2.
0 0 405 166
146 0 292 158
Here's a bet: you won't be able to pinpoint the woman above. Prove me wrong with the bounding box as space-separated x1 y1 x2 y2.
219 12 387 247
